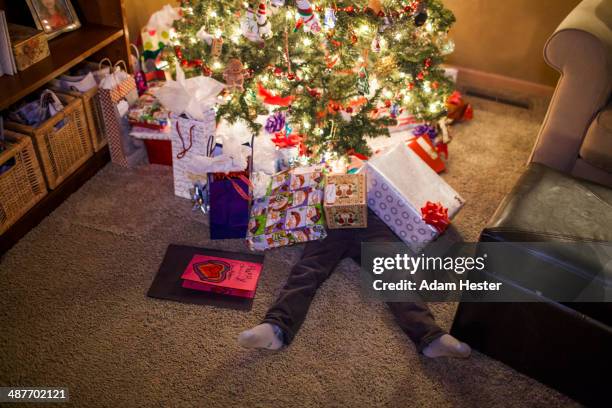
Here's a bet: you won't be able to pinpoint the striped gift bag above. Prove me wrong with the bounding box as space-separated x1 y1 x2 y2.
98 64 148 167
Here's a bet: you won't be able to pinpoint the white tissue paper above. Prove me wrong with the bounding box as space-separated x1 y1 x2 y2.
184 134 251 175
216 115 278 175
100 66 131 90
146 5 181 33
251 171 272 199
155 63 225 120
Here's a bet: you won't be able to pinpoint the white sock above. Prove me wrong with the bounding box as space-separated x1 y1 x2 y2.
237 323 283 350
423 334 471 359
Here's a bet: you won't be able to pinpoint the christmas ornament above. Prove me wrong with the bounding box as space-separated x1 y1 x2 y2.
196 26 214 44
223 58 246 91
357 67 370 95
324 8 337 29
414 0 428 27
211 37 223 57
256 1 272 39
270 0 285 14
368 0 383 14
241 1 271 42
296 0 322 33
371 35 382 53
374 55 396 78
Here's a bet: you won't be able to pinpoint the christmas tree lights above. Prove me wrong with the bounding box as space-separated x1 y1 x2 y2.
169 0 456 156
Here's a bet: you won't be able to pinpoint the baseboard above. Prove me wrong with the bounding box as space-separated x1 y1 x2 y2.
447 65 555 99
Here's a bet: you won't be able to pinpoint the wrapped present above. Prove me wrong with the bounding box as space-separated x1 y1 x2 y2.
324 174 367 229
362 143 465 251
407 136 445 173
181 254 263 299
246 165 328 251
446 91 473 123
128 93 170 131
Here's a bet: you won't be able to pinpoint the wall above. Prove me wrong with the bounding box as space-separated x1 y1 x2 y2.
124 0 580 87
444 0 581 86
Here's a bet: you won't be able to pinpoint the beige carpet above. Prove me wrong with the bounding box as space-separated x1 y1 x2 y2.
0 97 579 407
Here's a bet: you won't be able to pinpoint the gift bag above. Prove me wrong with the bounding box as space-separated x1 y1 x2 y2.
209 170 252 240
246 165 328 251
170 113 216 198
98 60 148 167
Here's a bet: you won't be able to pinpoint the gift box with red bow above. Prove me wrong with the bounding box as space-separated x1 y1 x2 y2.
361 143 465 251
323 173 368 229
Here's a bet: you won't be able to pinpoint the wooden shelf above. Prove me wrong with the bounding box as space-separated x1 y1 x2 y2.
0 146 110 257
0 24 124 110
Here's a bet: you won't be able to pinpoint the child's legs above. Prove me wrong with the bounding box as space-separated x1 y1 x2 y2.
354 211 445 351
263 229 353 345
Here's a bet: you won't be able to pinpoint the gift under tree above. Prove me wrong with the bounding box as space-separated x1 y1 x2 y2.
168 0 456 158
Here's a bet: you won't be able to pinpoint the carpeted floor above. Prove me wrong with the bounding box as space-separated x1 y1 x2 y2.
0 96 579 407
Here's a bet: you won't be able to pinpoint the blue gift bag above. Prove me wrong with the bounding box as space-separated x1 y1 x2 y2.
209 172 251 240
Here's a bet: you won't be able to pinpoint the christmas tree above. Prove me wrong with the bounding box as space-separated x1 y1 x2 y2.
170 0 455 156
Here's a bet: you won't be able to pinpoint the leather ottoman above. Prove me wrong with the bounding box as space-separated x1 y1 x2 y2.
451 163 612 407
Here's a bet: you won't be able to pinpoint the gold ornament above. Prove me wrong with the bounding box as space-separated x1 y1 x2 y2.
374 55 397 78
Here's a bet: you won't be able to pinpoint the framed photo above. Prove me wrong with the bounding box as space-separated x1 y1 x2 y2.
26 0 81 40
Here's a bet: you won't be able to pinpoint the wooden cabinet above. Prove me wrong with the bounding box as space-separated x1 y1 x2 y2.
0 0 130 253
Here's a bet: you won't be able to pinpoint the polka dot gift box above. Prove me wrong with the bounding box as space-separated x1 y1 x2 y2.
361 143 465 251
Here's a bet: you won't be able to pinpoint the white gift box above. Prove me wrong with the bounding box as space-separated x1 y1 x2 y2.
170 112 216 199
362 143 465 250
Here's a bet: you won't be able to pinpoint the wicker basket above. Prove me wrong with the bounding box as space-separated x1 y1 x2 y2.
0 131 47 235
6 94 94 189
51 86 107 152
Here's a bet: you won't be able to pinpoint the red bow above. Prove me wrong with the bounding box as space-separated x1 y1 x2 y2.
258 83 295 106
421 201 450 233
271 132 303 148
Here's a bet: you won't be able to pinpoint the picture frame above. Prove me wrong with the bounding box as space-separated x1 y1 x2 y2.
25 0 81 40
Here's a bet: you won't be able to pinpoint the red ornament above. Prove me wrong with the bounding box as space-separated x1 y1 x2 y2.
308 87 321 98
346 6 354 13
181 59 189 67
287 72 296 81
175 46 183 60
432 81 439 89
273 67 283 76
384 100 391 108
345 106 353 113
421 201 450 233
424 58 432 68
407 82 415 90
416 71 425 80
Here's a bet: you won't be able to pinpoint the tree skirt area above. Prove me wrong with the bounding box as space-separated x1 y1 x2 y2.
0 96 578 407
